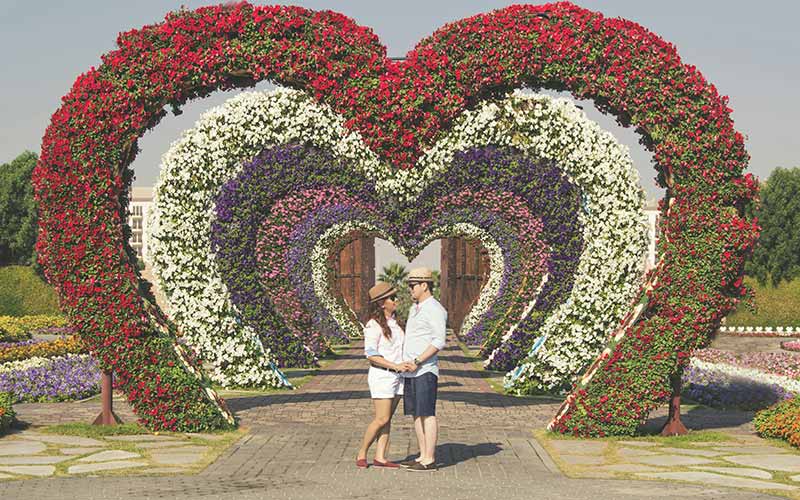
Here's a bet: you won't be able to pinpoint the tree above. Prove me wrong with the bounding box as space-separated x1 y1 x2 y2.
378 262 408 287
0 152 38 266
747 167 800 286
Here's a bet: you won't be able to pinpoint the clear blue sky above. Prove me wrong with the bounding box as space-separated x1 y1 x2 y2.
2 1 798 271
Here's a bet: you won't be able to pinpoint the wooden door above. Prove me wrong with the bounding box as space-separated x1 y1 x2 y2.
334 236 376 324
440 237 490 334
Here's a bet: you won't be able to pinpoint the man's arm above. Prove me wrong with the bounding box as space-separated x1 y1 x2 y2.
414 307 447 364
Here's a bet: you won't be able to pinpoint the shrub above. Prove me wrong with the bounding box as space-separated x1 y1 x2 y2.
0 266 60 316
746 167 800 287
0 151 38 266
725 276 800 327
754 397 800 447
0 315 69 342
0 392 14 434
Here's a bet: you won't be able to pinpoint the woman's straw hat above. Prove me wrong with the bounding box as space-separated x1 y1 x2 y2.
368 281 396 303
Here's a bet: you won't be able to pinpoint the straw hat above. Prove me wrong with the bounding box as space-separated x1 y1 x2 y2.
407 267 434 283
368 282 396 303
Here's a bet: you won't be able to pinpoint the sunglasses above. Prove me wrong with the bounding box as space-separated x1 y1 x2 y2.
385 294 397 301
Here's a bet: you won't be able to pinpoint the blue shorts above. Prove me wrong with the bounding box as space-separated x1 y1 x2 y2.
403 372 438 417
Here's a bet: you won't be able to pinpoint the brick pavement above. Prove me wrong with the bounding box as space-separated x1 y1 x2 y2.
3 337 782 499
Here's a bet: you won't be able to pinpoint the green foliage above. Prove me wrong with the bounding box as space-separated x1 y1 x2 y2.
725 276 800 327
0 152 38 266
380 263 441 324
42 422 149 438
0 392 15 435
378 262 408 287
747 167 800 286
0 266 60 316
754 397 800 448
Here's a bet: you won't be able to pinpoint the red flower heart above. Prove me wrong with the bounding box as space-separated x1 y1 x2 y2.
33 2 758 434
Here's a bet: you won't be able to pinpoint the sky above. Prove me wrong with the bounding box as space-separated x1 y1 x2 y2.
2 0 798 272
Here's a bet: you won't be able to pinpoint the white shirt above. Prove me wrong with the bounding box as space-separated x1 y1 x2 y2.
403 296 447 378
363 317 404 365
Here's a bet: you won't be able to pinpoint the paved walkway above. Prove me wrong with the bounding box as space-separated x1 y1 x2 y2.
1 337 785 499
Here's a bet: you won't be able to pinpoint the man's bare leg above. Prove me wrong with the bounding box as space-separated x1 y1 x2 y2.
413 416 425 462
420 416 438 465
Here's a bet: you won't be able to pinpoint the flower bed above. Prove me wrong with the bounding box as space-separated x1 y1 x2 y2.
35 3 756 433
0 315 68 342
0 392 14 435
754 397 800 448
0 336 86 364
0 354 100 403
682 359 795 411
692 348 800 380
782 341 800 352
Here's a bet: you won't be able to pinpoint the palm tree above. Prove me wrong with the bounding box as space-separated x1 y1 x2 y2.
378 262 408 288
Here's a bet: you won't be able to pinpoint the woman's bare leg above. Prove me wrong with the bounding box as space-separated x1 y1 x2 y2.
357 398 393 460
374 396 400 461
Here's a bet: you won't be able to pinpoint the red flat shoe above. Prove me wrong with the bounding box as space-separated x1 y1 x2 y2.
356 458 368 469
373 459 400 468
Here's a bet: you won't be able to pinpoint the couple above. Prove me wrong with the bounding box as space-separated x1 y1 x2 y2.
356 267 447 472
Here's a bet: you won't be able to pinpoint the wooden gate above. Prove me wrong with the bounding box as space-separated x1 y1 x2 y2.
334 236 376 324
440 237 490 334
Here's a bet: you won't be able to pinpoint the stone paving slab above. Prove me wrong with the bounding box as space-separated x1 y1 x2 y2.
617 447 660 458
0 465 55 477
135 440 188 449
58 447 102 455
77 450 141 462
657 446 726 457
726 454 800 472
18 434 103 447
67 461 148 474
692 466 773 480
637 471 797 492
0 441 46 456
0 455 72 465
635 454 716 467
149 453 205 466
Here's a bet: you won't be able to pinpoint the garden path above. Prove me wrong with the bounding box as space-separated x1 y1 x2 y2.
3 336 785 499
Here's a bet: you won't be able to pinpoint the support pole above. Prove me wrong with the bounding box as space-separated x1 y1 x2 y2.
93 371 122 426
660 370 688 436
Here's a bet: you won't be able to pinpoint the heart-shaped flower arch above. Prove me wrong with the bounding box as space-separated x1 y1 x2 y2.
34 2 759 433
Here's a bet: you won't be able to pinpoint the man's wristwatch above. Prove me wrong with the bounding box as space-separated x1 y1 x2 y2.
413 357 420 365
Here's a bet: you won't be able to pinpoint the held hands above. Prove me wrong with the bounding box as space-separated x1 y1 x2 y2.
398 361 418 373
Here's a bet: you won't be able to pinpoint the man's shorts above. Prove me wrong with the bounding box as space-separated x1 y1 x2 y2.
403 372 438 417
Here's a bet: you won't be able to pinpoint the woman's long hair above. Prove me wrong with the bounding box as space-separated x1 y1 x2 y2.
368 299 393 341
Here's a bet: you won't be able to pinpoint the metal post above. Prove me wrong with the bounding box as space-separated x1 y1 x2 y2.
660 371 688 436
93 371 122 426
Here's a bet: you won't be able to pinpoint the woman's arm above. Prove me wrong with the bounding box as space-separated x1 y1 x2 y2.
363 322 402 371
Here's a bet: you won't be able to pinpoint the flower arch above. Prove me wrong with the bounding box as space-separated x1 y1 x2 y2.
34 2 758 433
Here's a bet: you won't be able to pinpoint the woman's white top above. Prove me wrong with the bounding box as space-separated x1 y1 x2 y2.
363 317 404 365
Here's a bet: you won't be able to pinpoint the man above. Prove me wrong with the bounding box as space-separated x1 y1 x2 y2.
400 267 447 472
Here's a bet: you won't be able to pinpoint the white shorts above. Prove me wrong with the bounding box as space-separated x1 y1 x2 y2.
367 366 404 399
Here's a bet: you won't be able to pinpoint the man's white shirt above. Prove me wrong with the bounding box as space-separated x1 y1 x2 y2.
402 296 447 378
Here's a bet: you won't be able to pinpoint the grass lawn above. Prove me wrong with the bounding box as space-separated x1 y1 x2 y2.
726 276 800 327
0 265 60 316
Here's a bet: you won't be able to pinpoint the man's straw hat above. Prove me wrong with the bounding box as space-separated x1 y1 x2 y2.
407 267 434 283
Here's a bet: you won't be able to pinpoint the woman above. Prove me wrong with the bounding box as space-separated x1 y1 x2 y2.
356 281 406 468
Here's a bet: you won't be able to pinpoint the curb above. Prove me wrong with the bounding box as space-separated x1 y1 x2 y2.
529 435 563 477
